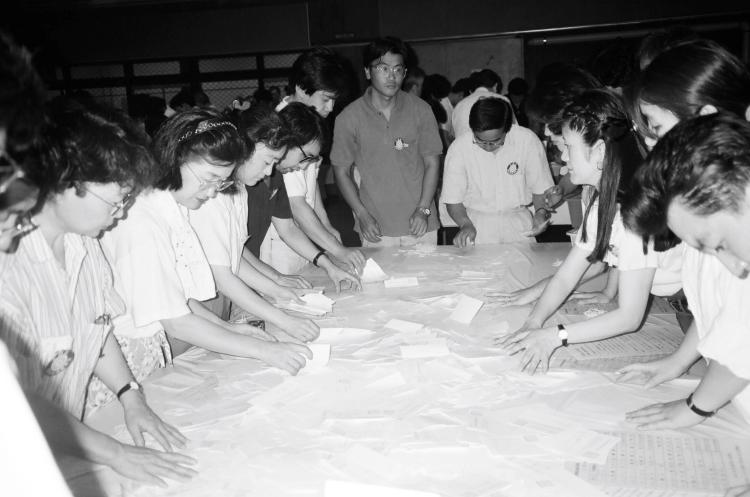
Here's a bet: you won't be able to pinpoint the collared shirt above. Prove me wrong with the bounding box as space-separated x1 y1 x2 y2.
102 189 216 339
190 187 249 275
331 88 443 236
682 246 750 423
451 88 515 139
0 230 123 420
575 200 683 296
276 97 321 208
440 126 552 213
245 171 292 258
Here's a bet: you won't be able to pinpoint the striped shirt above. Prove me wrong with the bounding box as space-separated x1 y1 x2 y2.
0 230 124 420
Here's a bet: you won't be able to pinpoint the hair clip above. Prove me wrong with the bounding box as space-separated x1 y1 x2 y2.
178 120 237 143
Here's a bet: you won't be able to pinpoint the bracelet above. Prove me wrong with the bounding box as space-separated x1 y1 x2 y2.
686 393 717 418
312 250 326 267
535 207 551 219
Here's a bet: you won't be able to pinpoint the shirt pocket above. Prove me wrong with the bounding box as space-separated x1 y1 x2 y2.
39 335 75 376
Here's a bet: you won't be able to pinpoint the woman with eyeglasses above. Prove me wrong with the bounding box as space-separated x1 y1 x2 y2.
189 104 321 342
1 96 196 486
102 108 313 380
440 97 554 247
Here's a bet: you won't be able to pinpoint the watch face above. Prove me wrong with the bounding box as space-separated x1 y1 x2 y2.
421 208 431 216
558 328 569 340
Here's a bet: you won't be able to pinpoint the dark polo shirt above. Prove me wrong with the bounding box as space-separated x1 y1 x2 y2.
331 88 442 236
245 170 292 258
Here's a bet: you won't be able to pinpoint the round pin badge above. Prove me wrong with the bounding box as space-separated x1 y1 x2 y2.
506 162 519 175
43 349 75 376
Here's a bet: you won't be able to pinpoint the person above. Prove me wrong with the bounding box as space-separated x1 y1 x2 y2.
618 114 750 438
440 97 553 246
0 97 196 486
636 26 700 71
448 77 472 107
496 89 683 374
265 48 365 275
243 103 361 291
189 104 320 341
403 66 426 98
422 73 454 148
101 108 313 384
451 68 515 139
166 85 210 116
332 36 443 247
506 77 530 128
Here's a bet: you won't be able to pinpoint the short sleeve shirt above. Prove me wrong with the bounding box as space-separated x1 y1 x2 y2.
102 190 216 339
0 230 124 420
190 188 249 274
331 88 443 236
440 126 552 212
682 246 750 423
245 171 292 258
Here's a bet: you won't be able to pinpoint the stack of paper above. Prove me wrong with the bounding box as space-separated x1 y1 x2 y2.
361 258 389 283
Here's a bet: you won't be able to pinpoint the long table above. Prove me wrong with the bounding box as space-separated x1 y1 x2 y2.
68 243 750 497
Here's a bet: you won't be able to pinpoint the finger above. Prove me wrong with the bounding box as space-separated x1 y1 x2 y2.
150 458 198 481
289 343 313 360
625 405 664 420
163 423 188 448
148 426 173 452
128 425 146 447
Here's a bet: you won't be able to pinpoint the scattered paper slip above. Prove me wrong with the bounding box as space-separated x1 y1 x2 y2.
361 258 390 283
449 294 484 324
400 339 450 358
316 327 374 344
325 480 440 497
305 343 330 369
281 293 334 316
384 277 419 288
385 319 424 333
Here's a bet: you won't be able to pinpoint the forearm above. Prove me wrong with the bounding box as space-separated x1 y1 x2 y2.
274 218 321 261
161 312 266 358
92 332 135 392
333 166 368 217
418 156 440 208
312 185 336 231
527 250 592 326
219 264 292 325
232 259 280 295
242 248 281 280
446 203 473 228
670 321 703 370
691 361 749 412
289 197 344 255
603 268 619 298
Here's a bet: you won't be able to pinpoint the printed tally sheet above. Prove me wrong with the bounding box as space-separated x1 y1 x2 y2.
71 244 750 497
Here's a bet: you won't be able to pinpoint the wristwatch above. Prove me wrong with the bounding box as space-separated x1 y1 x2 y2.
557 324 569 347
418 207 431 216
116 380 141 400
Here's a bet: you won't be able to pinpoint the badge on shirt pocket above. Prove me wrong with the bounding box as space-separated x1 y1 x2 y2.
394 137 410 151
506 162 519 175
39 335 75 376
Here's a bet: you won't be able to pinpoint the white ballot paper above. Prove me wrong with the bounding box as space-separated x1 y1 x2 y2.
384 277 419 288
385 319 424 333
305 343 330 369
325 480 439 497
400 339 450 359
449 294 484 324
283 293 334 316
361 258 389 283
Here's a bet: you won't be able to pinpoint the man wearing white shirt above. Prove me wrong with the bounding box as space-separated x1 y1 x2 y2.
262 48 366 275
451 69 515 139
620 114 750 432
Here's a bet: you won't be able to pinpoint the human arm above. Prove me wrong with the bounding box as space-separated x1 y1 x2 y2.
543 173 581 210
569 267 619 303
446 203 476 248
241 248 311 289
333 164 381 243
525 193 552 237
273 216 361 292
409 154 441 237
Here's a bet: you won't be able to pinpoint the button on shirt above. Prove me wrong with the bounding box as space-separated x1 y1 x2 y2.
102 190 216 339
0 230 123 420
681 246 750 423
331 88 443 236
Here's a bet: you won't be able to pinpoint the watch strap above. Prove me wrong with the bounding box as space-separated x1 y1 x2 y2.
116 381 140 400
686 393 717 418
557 324 568 347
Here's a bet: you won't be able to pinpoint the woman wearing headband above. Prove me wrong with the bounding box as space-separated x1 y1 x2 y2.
101 109 312 387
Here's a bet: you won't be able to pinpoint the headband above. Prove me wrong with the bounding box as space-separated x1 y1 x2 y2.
178 119 237 143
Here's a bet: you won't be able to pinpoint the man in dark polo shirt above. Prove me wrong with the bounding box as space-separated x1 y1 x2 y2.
245 103 361 292
331 36 443 247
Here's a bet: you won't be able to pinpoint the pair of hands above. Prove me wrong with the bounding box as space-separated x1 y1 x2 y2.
231 321 313 375
358 207 429 243
451 209 552 249
113 391 196 487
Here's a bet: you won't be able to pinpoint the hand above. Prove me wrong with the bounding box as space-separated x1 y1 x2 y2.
725 485 750 497
523 210 552 238
453 224 477 248
120 390 187 452
357 211 382 243
279 316 320 342
107 442 197 487
231 322 278 342
269 284 305 305
568 291 614 305
335 247 367 275
616 356 686 388
625 398 706 430
498 327 559 374
275 273 313 289
409 208 429 237
486 286 543 307
543 185 565 210
325 264 362 293
257 341 313 375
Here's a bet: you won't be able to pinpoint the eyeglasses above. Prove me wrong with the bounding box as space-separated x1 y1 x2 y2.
185 164 234 192
297 146 321 166
370 63 407 78
85 188 134 217
472 134 506 149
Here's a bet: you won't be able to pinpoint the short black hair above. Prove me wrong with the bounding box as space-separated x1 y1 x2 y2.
469 69 503 93
507 77 528 96
34 97 156 201
526 63 602 134
451 77 472 98
278 102 327 150
637 26 700 71
469 97 513 133
152 108 247 191
622 113 750 239
289 47 347 99
423 74 451 100
238 105 292 152
362 36 408 68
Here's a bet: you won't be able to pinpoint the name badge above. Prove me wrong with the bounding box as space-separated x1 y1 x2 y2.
394 138 410 151
506 162 519 175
